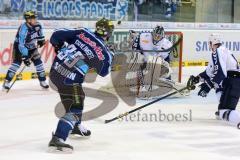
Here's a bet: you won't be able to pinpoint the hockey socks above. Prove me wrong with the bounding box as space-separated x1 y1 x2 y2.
54 108 82 141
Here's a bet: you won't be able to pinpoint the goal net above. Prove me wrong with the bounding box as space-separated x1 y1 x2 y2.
98 31 183 98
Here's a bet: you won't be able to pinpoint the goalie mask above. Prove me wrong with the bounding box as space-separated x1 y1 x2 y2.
95 18 114 41
152 25 165 44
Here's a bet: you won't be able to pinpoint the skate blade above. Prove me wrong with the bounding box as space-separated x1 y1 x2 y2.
2 87 9 93
47 146 73 154
69 134 91 139
41 87 49 90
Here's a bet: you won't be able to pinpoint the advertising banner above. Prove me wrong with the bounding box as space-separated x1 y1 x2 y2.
1 22 240 81
182 30 240 62
1 0 129 21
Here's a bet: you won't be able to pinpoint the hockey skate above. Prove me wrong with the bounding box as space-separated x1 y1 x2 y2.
2 80 11 91
215 111 222 120
48 134 73 153
40 81 49 89
237 123 240 129
70 124 91 138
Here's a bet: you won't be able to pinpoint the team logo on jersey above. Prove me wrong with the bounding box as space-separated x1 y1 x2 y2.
141 40 149 44
78 33 105 60
31 32 39 39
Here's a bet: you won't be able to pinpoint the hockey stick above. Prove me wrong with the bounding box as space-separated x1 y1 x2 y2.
104 86 188 123
6 65 26 93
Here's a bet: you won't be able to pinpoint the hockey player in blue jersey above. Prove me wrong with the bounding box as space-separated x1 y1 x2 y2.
48 18 114 152
187 33 240 128
2 11 49 90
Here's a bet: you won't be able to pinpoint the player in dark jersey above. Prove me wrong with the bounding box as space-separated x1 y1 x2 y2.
48 18 114 153
2 11 48 91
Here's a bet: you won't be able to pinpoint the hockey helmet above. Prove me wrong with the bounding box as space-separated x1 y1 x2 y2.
208 33 222 45
24 10 37 19
152 25 165 43
95 18 114 39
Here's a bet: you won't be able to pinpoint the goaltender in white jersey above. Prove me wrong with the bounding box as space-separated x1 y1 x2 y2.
130 25 174 83
131 25 173 64
128 26 185 98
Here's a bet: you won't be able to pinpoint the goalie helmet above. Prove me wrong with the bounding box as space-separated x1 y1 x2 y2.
95 18 114 40
152 25 165 44
24 10 37 20
208 33 222 45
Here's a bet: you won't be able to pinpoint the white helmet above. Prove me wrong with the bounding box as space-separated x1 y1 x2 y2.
208 33 222 45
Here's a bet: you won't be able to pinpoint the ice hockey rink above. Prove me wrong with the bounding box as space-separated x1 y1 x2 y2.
0 66 240 160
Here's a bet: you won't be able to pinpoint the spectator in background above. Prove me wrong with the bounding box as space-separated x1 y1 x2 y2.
0 0 10 13
134 0 145 21
165 0 180 19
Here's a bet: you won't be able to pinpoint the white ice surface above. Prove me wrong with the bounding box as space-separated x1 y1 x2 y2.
0 67 240 160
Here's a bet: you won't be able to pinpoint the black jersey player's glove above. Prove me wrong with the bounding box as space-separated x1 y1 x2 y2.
187 75 200 90
198 83 211 97
22 56 31 66
37 40 46 48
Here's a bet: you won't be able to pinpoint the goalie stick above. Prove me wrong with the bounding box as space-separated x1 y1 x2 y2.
104 86 188 124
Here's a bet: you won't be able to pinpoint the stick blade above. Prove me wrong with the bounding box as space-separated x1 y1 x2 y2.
104 119 112 124
104 117 118 124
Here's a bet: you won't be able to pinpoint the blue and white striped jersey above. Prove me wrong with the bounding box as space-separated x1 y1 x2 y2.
15 22 45 56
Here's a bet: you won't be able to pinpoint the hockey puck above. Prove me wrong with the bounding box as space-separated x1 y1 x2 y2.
117 21 121 25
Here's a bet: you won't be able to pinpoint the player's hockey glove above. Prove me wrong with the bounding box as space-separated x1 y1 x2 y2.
22 56 31 66
37 40 46 48
187 75 200 90
198 83 211 97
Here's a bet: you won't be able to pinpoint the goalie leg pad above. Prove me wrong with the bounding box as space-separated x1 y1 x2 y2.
218 71 240 110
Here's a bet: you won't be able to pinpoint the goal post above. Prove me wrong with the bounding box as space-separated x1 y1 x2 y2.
165 31 183 83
